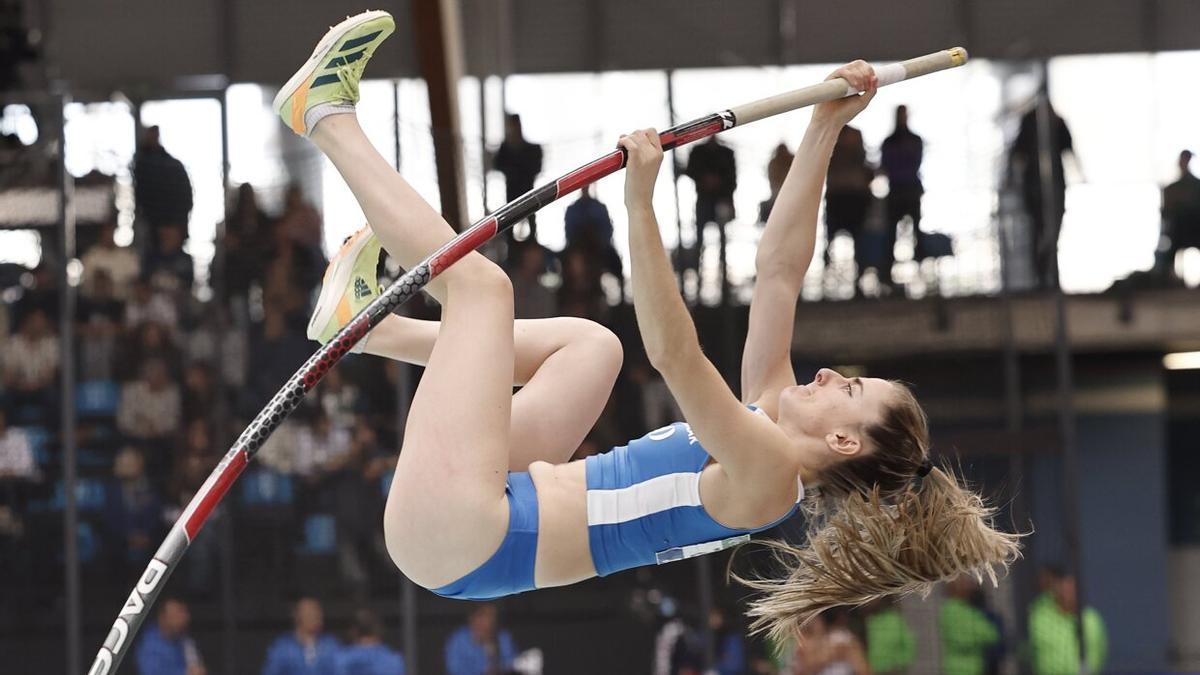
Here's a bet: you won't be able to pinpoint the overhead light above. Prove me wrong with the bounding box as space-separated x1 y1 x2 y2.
1164 352 1200 370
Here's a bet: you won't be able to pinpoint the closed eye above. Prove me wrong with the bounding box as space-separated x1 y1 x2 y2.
844 384 853 397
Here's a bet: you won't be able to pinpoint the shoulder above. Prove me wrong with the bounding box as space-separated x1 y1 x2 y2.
319 634 342 648
137 624 164 646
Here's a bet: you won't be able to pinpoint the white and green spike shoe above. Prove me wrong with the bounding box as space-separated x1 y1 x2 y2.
307 226 383 353
274 10 395 136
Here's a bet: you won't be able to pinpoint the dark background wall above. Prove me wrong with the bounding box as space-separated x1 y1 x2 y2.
33 0 1200 97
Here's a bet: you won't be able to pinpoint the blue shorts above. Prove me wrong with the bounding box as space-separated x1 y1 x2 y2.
429 471 539 600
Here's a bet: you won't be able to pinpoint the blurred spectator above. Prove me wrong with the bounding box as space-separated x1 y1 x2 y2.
293 406 353 483
166 420 220 594
103 447 163 569
184 305 247 391
759 142 794 223
13 262 58 326
181 363 220 422
220 184 269 308
179 417 217 464
81 221 140 299
1008 101 1076 290
330 424 393 596
940 575 1001 675
710 607 747 675
790 611 869 675
118 321 182 382
125 277 179 331
0 406 35 577
493 113 543 245
445 602 517 675
278 184 324 252
863 598 916 675
144 223 195 297
228 183 270 246
292 406 361 584
317 369 362 432
0 0 37 92
686 135 738 232
653 611 703 675
255 419 306 475
0 409 35 483
76 270 123 381
262 597 342 675
1028 567 1107 675
1156 149 1200 283
134 125 193 256
564 185 624 295
135 597 206 675
880 105 925 286
3 307 59 418
337 608 406 675
824 125 873 296
117 357 182 464
684 135 737 295
509 241 557 320
557 247 607 322
244 308 312 414
262 219 325 320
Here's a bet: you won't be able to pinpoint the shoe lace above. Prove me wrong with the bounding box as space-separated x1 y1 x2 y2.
336 60 368 103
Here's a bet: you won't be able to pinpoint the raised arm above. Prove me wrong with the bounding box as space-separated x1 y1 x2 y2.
621 130 788 481
741 62 878 411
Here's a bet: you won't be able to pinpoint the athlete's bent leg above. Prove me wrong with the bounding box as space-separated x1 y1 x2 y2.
275 11 518 589
367 314 622 467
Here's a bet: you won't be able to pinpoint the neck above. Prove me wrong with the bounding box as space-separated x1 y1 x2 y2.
778 422 833 488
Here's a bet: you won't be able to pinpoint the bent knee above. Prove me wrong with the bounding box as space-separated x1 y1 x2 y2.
562 318 623 376
447 253 512 294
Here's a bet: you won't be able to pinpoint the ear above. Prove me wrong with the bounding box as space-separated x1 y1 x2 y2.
824 430 863 457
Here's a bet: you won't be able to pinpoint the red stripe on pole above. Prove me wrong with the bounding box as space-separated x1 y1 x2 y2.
431 217 498 275
556 151 624 197
666 119 723 148
184 451 248 540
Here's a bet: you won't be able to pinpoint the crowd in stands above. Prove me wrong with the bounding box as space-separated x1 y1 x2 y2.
649 566 1106 675
0 102 1160 674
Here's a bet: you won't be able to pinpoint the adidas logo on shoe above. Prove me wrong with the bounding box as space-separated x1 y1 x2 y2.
354 277 373 300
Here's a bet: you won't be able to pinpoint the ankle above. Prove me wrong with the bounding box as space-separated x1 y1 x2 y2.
307 104 357 140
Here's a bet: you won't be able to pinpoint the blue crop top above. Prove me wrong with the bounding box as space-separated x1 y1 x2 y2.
583 407 803 576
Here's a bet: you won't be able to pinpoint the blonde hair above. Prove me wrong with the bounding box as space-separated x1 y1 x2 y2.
734 382 1023 643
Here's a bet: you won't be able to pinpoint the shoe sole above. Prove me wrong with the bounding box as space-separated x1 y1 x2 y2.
272 9 391 125
306 227 376 343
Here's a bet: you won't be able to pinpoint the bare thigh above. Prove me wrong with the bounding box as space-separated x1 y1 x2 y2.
382 272 517 589
366 315 624 471
507 318 623 470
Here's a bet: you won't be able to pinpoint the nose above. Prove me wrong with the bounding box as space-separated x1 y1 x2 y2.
815 368 838 385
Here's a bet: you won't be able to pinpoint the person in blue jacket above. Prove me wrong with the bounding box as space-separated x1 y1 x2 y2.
338 608 405 675
262 597 342 675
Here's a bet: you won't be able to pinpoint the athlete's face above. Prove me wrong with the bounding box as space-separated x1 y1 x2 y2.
778 368 895 463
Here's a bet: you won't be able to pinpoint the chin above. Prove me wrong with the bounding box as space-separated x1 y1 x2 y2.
781 384 808 402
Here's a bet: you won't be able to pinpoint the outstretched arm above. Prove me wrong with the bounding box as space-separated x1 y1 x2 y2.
742 61 878 411
622 130 789 481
